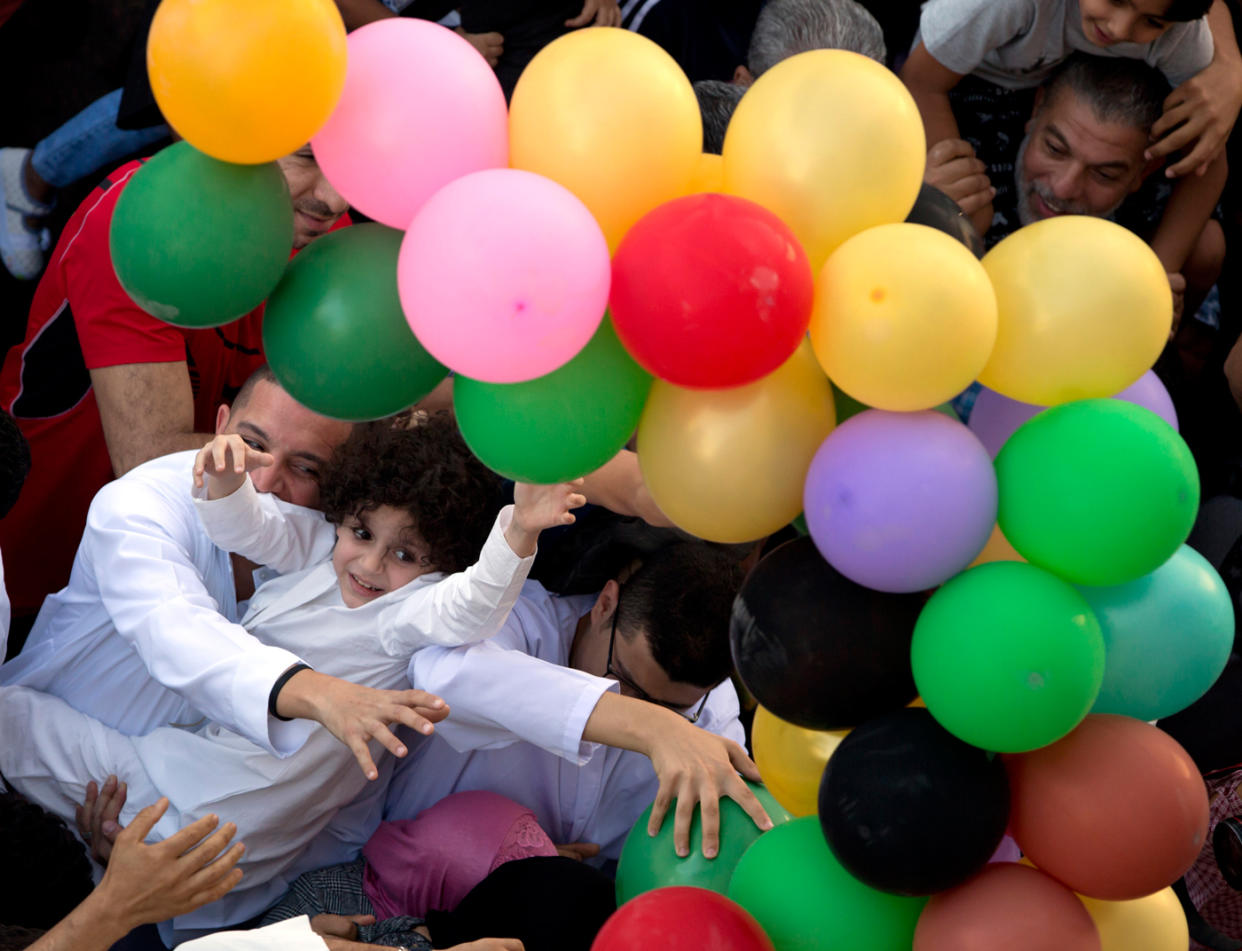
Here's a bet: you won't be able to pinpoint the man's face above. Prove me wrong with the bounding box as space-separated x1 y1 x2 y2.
607 620 713 715
215 380 352 509
1080 0 1175 47
1014 89 1151 226
276 147 349 249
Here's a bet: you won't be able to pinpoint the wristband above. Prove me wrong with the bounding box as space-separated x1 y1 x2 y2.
269 663 312 721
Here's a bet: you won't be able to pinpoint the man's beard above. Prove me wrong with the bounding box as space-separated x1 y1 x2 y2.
1012 136 1125 226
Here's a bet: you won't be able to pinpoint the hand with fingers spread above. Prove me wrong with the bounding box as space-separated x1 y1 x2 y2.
1146 58 1242 178
76 775 128 865
274 667 449 780
506 480 587 558
566 0 622 28
192 433 274 499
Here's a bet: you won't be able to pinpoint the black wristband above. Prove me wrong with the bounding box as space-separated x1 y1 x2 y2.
269 663 312 721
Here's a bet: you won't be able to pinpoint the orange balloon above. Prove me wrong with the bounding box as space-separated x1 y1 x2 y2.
148 0 347 164
685 153 725 194
969 522 1027 567
751 705 847 817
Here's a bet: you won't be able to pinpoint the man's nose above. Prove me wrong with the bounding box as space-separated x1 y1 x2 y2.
313 172 348 217
1050 165 1084 201
250 463 287 501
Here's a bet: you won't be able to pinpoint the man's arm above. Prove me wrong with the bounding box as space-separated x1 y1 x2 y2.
1149 154 1228 273
91 361 213 477
580 449 674 526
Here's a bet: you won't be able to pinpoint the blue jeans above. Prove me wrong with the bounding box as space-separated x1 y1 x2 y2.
30 88 169 190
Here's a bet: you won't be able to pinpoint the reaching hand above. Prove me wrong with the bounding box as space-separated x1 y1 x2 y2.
456 27 504 67
76 775 127 865
275 668 449 780
566 0 621 28
923 138 995 227
193 434 274 499
507 480 587 557
1147 57 1242 177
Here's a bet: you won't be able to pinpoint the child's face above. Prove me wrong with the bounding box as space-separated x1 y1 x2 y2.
1080 0 1176 47
333 504 433 608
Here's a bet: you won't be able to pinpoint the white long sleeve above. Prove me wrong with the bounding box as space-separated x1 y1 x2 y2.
193 475 336 574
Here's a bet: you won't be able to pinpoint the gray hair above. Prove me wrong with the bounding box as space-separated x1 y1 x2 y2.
1040 53 1171 131
693 80 746 154
747 0 886 77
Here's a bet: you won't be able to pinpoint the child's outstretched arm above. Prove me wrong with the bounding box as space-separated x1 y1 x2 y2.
1147 0 1242 177
1149 153 1228 275
193 433 272 500
505 479 588 557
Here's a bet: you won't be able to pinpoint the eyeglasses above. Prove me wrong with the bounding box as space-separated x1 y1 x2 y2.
605 595 710 724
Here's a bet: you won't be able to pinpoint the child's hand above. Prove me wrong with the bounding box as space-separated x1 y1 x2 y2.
193 434 274 500
506 480 587 556
1147 58 1242 177
455 27 503 67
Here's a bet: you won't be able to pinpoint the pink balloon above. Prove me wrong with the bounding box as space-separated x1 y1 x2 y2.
968 370 1178 457
311 19 508 229
398 169 610 383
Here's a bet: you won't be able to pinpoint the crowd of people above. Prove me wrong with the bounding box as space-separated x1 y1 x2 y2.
0 0 1241 948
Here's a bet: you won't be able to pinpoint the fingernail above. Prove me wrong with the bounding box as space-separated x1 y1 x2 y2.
677 847 689 858
763 819 775 830
395 745 407 757
705 847 718 858
421 723 433 734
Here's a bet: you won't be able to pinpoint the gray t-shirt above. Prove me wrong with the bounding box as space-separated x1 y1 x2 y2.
918 0 1213 89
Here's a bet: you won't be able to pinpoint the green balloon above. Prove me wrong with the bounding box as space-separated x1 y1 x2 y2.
110 142 293 327
454 317 652 483
615 782 793 905
911 561 1105 753
263 224 447 421
728 817 927 951
996 398 1199 586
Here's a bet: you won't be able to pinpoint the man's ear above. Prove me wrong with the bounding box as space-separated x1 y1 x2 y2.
1134 154 1165 190
591 579 621 629
214 402 231 435
1025 88 1047 135
733 64 754 86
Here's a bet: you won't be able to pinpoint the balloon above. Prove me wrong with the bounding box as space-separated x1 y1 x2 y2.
723 50 925 271
809 224 997 411
263 225 446 420
311 19 508 229
803 410 997 592
978 216 1172 405
1079 545 1234 721
637 343 835 543
914 863 1101 951
147 0 345 164
728 817 927 951
592 887 775 951
687 153 725 193
110 142 292 327
1078 887 1189 951
615 784 792 903
968 371 1179 458
751 706 847 817
904 183 984 258
819 708 1010 896
398 168 609 383
731 537 922 730
996 400 1199 586
510 29 702 252
610 194 813 388
969 522 1026 567
1004 714 1209 900
453 317 651 483
911 562 1104 752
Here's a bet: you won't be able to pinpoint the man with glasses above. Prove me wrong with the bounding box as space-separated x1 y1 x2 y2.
386 541 772 864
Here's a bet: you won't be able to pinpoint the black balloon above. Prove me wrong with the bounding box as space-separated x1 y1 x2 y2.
904 183 985 258
818 708 1010 896
729 536 922 730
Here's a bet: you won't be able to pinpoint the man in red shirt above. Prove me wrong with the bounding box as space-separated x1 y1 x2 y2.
0 145 349 642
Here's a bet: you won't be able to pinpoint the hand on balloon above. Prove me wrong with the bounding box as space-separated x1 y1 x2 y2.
1146 56 1242 177
455 27 504 67
192 433 274 500
566 0 622 28
924 138 994 231
507 480 587 557
1167 272 1186 340
76 775 128 865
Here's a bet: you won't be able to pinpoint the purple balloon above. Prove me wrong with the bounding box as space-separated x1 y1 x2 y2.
803 410 997 593
968 370 1178 457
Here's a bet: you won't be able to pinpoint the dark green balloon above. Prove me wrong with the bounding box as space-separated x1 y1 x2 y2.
109 142 293 327
454 316 652 482
615 782 793 905
728 817 927 951
263 224 447 421
996 399 1199 585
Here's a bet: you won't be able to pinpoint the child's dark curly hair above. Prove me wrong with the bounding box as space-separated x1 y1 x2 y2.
318 412 503 575
0 791 94 929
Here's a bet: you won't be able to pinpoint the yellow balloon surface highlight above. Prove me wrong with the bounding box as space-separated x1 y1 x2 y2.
685 153 725 194
969 522 1027 568
637 341 836 544
979 216 1173 406
810 223 998 411
148 0 347 164
723 50 925 272
752 705 847 817
1078 888 1188 951
509 28 702 251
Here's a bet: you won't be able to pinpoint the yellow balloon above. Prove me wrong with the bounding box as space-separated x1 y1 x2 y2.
685 153 725 194
148 0 347 165
810 223 998 411
752 706 847 817
723 50 925 272
1078 888 1189 951
509 28 702 251
637 341 836 543
969 522 1027 568
979 216 1173 406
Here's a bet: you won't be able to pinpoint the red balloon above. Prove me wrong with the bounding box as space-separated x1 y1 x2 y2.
592 887 775 951
609 193 813 388
1004 715 1208 900
914 863 1100 951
